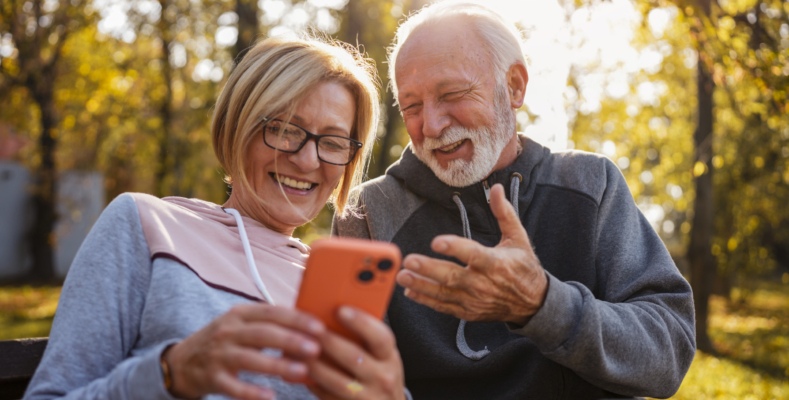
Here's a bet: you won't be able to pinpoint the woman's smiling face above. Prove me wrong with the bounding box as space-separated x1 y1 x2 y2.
238 81 356 234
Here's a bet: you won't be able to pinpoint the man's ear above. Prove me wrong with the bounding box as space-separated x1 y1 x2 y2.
506 61 528 109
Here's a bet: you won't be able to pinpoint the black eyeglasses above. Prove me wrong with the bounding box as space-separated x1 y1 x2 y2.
261 118 362 166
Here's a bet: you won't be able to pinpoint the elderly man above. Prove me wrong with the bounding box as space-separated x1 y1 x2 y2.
333 3 695 399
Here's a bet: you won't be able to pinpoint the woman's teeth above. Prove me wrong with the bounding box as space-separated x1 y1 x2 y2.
438 140 464 153
275 174 313 190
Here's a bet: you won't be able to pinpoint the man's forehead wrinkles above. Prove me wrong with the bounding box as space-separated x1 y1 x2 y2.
395 26 491 101
399 72 474 99
402 60 456 81
398 55 476 82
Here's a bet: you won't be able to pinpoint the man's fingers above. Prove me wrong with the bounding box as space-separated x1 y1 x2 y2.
429 235 498 268
488 183 530 246
396 267 465 304
403 288 468 319
401 254 472 288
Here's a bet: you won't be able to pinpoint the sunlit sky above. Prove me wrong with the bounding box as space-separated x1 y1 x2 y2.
93 0 676 152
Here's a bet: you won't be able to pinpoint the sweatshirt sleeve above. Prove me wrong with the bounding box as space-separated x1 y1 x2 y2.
24 194 177 400
509 159 696 398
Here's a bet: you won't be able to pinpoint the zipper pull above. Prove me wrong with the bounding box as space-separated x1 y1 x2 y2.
482 181 491 203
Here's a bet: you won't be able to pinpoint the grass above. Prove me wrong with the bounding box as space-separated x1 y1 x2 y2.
666 352 789 399
709 285 789 379
1 282 788 398
0 285 60 340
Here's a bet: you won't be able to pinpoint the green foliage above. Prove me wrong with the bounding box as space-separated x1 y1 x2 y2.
570 0 789 278
1 0 409 209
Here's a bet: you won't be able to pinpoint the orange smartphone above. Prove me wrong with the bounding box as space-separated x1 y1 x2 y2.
295 237 401 343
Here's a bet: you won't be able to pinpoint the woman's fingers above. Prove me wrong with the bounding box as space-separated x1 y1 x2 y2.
336 307 396 361
307 384 344 400
315 327 370 382
308 357 362 399
302 308 404 399
224 346 309 381
170 304 327 399
229 304 325 336
214 370 276 400
232 322 321 359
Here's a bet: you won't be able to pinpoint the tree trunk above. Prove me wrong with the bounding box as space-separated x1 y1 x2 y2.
154 0 174 198
234 0 258 63
28 86 57 282
688 0 716 353
373 89 401 178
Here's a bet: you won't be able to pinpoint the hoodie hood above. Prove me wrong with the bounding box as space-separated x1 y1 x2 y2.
386 134 550 233
131 193 308 306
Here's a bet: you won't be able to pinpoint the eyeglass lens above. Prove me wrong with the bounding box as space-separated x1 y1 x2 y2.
263 120 355 165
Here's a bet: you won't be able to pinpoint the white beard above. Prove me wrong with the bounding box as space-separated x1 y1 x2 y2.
411 84 516 188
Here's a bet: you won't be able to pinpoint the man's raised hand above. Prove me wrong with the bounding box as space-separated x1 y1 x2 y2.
395 183 548 325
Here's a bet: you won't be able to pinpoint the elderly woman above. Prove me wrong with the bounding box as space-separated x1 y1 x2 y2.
24 37 408 400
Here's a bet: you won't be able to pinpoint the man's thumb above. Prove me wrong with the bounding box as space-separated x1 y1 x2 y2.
489 183 528 241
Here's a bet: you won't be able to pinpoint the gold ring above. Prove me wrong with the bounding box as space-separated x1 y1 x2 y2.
347 380 364 396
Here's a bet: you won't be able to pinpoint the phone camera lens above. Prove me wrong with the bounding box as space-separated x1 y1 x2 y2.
358 270 374 282
377 259 393 271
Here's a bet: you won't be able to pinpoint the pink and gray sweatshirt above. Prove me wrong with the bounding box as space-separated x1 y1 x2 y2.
23 193 316 400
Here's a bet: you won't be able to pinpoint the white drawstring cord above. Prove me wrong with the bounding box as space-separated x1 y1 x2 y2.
224 208 276 306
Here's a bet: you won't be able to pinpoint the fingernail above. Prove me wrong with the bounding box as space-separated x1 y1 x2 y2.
307 320 324 335
398 270 414 285
406 257 421 271
301 341 319 355
404 288 413 298
339 306 356 320
434 240 448 252
289 362 307 376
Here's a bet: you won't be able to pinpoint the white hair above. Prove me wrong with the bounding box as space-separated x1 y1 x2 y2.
387 1 526 100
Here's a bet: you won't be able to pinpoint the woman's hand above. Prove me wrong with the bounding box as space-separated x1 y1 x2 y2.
164 303 326 400
307 306 405 400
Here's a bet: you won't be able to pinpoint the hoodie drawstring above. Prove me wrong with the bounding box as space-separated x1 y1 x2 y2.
224 208 276 306
451 194 472 240
451 173 522 360
510 172 522 216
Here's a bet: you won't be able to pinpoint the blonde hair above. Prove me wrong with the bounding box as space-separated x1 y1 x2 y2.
388 1 526 100
212 35 380 218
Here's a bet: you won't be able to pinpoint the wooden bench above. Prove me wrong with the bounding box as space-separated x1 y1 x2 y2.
0 338 48 400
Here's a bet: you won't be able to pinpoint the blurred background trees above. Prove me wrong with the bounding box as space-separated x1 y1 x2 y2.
1 0 788 376
568 0 789 352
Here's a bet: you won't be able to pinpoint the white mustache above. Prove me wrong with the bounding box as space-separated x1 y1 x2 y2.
423 127 475 151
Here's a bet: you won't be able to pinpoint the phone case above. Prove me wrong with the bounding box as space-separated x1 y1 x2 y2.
295 237 401 342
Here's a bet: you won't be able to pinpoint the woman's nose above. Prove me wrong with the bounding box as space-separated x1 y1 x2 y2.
287 139 321 172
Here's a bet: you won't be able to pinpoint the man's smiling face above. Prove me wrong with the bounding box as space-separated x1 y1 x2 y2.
395 22 518 187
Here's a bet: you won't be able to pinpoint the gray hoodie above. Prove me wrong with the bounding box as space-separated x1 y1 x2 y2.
332 135 696 399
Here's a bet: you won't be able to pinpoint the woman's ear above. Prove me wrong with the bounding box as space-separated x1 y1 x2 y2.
506 61 528 109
